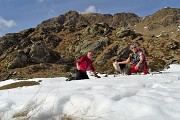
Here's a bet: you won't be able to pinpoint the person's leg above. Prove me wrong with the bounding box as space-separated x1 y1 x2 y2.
76 70 83 80
119 64 126 75
66 77 75 81
76 70 89 80
66 70 89 81
125 66 131 75
138 63 144 71
130 65 137 74
81 71 89 79
138 63 149 74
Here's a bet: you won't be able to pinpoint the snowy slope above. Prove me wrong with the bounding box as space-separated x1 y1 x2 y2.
0 64 180 120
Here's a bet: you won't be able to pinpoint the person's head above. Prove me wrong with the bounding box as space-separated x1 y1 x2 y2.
130 43 138 53
133 42 140 49
87 51 94 60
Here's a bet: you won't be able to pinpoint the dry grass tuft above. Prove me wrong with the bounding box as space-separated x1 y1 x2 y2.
0 81 40 90
60 114 74 120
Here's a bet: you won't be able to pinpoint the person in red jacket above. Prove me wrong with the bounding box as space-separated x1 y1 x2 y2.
66 52 100 81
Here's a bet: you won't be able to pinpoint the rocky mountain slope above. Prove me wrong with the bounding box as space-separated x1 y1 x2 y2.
0 7 179 80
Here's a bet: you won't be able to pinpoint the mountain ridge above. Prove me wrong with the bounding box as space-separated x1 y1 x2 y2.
0 7 179 80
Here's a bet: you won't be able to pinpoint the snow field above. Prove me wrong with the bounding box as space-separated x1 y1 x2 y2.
0 64 180 120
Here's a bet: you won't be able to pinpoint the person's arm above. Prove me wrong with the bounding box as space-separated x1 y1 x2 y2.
89 63 101 78
76 62 80 70
76 56 85 70
117 57 130 64
135 55 144 69
89 62 95 73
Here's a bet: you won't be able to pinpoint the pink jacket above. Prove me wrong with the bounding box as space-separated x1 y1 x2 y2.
76 56 95 73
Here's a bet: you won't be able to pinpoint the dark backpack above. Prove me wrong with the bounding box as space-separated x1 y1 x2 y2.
130 52 140 65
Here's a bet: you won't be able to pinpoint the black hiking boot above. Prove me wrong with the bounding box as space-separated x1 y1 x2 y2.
66 79 71 81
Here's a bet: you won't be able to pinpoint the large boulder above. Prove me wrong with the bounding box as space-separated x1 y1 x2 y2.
116 28 136 38
117 45 132 60
0 33 20 55
83 23 112 36
75 37 110 55
7 50 28 69
29 41 57 63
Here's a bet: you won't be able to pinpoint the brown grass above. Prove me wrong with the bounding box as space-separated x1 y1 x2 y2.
0 81 40 90
60 114 74 120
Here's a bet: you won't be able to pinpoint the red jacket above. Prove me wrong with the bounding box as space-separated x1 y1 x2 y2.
76 56 95 73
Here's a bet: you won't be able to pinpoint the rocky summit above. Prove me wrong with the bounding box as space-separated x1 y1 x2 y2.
0 7 179 80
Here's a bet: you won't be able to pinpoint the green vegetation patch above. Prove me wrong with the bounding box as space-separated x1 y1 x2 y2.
0 81 40 90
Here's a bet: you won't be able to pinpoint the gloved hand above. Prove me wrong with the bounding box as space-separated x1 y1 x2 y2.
94 72 101 78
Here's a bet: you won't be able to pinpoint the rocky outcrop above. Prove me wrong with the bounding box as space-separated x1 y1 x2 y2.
7 50 28 69
116 28 136 39
38 10 140 29
7 41 60 69
134 7 180 33
74 37 110 55
38 11 89 28
112 13 140 27
0 33 20 55
83 23 112 36
145 7 179 28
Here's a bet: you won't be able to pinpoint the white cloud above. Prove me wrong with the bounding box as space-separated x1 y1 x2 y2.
0 17 16 36
84 5 97 13
0 17 16 28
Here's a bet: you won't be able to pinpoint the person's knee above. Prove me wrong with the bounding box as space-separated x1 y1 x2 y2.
138 63 144 70
125 67 131 75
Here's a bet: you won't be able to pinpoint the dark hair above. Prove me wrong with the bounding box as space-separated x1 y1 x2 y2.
130 44 137 49
134 42 141 46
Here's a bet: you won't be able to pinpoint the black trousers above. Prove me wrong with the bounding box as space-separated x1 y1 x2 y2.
66 70 89 81
76 70 89 80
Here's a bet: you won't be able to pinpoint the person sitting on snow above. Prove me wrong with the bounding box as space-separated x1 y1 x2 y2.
66 51 100 81
133 41 149 70
116 43 149 75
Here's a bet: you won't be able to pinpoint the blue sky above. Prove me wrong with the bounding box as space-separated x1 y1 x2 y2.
0 0 179 36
